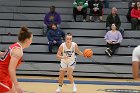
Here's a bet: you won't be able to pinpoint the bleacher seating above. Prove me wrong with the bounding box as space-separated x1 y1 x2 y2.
0 0 139 78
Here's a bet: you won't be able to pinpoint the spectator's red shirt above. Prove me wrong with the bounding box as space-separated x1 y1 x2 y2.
131 8 140 18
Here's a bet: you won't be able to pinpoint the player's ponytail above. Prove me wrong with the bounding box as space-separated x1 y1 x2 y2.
18 26 32 42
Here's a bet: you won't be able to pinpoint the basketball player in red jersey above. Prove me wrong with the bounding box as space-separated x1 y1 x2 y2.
0 26 33 93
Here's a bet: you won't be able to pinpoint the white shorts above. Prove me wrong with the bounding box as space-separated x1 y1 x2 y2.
132 45 140 62
60 61 76 70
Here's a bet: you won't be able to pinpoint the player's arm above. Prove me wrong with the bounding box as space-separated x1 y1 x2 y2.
75 43 83 56
132 47 139 62
8 48 23 93
132 47 140 79
57 44 63 60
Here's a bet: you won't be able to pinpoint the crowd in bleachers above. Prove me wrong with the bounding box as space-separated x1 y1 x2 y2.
43 0 139 57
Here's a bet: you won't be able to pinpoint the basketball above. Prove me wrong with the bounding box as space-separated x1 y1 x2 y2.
83 49 93 58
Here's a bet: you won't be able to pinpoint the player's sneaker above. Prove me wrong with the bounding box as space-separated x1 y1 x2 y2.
56 86 62 93
72 86 77 93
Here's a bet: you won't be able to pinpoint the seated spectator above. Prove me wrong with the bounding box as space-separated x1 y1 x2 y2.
126 0 137 22
88 0 103 22
104 23 123 57
44 6 61 36
73 0 88 22
131 1 140 30
47 24 65 53
106 7 124 36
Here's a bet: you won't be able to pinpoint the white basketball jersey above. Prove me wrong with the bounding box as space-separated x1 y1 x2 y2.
61 42 76 63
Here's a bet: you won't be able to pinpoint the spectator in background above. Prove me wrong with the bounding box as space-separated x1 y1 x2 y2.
131 1 140 30
106 7 124 36
73 0 88 22
126 0 137 22
104 23 123 57
47 24 65 53
88 0 103 22
44 6 61 36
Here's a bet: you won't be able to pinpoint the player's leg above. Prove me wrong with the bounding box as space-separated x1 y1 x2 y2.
67 67 77 92
56 70 65 92
56 72 64 92
56 62 66 92
132 62 140 80
67 68 74 83
58 70 65 86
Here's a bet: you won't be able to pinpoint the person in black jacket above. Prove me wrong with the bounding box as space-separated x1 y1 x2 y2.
106 7 124 36
88 0 103 22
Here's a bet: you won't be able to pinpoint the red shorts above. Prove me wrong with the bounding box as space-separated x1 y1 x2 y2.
0 70 12 93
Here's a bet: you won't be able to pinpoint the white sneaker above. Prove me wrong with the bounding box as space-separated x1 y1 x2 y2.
105 48 112 57
56 86 62 93
72 86 77 93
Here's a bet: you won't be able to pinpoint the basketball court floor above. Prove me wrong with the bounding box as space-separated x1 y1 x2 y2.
18 76 140 93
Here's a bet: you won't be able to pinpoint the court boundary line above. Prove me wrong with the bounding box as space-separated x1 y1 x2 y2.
18 78 140 86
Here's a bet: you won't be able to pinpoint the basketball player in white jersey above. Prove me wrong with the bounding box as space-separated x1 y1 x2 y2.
56 33 83 93
132 45 140 80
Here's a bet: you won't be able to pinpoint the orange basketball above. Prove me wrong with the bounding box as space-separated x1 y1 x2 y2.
83 49 93 58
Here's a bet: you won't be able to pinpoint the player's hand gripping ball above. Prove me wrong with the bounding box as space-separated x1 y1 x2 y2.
83 49 93 58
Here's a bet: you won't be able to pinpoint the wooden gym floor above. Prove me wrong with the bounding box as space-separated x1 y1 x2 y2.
18 76 140 93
